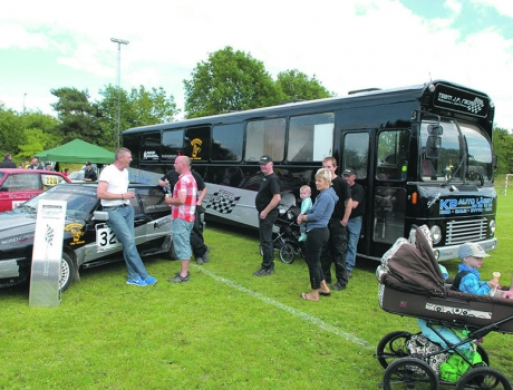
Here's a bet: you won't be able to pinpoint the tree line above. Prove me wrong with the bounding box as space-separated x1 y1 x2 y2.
0 45 511 176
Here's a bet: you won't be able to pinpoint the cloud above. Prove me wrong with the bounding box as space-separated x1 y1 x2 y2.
1 0 512 128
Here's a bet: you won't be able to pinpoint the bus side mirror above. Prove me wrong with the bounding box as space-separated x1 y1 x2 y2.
426 124 443 159
426 135 442 159
427 124 444 136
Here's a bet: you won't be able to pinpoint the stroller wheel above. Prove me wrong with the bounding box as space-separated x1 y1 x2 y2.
476 344 490 367
455 366 512 390
382 357 439 390
376 331 413 369
279 243 295 264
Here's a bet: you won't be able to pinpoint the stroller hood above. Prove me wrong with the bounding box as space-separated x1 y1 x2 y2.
382 226 447 297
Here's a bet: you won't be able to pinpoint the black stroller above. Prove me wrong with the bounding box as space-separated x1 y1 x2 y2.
259 204 305 264
375 226 513 389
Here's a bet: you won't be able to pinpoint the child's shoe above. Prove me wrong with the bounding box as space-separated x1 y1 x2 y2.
298 234 307 242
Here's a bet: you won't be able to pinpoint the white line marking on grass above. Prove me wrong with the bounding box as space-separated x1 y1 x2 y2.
197 266 372 349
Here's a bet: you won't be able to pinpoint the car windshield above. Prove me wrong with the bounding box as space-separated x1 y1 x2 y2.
68 171 84 180
17 185 99 218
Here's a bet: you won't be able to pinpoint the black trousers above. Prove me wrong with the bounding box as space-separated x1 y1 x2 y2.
191 207 207 258
320 219 348 286
259 209 279 270
305 227 329 290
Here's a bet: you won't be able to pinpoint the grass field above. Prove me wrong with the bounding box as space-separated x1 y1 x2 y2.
1 192 513 389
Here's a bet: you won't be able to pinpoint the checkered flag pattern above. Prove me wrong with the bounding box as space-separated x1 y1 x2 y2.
467 98 484 114
206 192 241 214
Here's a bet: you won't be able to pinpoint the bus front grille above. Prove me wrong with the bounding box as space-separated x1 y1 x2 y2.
446 218 488 245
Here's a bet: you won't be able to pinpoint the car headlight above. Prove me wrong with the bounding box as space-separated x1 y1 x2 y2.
430 225 442 245
489 219 496 235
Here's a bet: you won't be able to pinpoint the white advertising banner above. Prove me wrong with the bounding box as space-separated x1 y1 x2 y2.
29 200 67 307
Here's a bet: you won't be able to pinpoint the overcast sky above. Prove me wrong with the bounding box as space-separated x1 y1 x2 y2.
1 0 512 129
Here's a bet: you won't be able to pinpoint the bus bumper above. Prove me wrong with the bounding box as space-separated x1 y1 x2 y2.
433 237 498 262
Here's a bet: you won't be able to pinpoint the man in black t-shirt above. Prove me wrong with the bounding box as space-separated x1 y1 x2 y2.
321 157 352 291
343 168 365 277
159 168 210 264
253 155 281 277
84 162 98 181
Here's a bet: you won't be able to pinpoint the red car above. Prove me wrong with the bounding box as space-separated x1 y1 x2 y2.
0 169 71 212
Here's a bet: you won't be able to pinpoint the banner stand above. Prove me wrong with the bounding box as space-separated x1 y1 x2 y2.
29 200 67 307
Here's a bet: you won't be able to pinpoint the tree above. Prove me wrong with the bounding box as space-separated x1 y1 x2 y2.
0 107 24 155
275 70 334 101
183 46 281 118
97 85 178 147
16 128 56 162
50 87 104 146
493 127 513 175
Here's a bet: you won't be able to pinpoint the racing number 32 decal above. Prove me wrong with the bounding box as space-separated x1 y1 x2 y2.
96 225 119 252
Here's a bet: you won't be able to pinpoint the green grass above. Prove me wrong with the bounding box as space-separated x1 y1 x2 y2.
2 193 513 389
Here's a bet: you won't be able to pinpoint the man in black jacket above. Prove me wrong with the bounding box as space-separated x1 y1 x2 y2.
0 153 16 168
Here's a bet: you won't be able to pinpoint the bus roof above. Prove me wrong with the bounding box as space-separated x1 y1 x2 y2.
123 80 491 134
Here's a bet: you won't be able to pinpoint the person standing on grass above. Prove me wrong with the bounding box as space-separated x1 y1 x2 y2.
297 168 337 301
253 155 281 277
159 168 210 265
166 156 198 283
320 157 352 291
342 168 365 278
97 147 157 287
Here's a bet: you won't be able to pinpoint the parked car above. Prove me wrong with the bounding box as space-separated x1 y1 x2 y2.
0 183 175 291
0 168 71 212
67 171 86 183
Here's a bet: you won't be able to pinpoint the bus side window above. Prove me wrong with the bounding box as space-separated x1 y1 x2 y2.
245 118 286 162
288 112 334 162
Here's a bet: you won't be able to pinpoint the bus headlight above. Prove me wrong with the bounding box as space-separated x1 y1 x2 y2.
489 219 496 235
430 225 442 244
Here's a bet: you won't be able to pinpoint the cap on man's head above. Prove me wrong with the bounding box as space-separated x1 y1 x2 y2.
259 155 273 164
85 161 92 166
343 168 356 176
458 242 490 259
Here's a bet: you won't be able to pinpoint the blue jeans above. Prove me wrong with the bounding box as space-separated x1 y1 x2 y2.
106 205 148 280
346 216 362 271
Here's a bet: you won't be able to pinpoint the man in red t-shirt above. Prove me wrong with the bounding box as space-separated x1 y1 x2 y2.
165 156 198 283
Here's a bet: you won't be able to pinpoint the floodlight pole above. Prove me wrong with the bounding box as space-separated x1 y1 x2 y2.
110 38 129 149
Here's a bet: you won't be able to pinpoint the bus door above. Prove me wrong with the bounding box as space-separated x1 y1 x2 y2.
341 131 371 257
368 129 410 259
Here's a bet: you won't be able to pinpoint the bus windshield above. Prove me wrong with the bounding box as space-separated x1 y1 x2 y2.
420 119 493 184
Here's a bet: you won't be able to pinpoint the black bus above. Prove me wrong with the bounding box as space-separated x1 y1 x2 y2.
123 80 497 261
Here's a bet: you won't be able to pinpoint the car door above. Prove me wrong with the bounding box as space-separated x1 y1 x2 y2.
0 172 41 212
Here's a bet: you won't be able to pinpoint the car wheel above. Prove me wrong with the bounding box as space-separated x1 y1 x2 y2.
60 252 76 292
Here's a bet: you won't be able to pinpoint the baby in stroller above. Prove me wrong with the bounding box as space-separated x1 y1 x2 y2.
375 226 513 388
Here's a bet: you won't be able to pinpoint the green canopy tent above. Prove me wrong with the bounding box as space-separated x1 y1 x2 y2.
35 139 115 164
